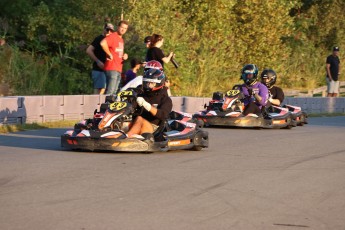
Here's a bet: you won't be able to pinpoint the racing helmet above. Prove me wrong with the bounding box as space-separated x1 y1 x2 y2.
261 69 277 88
143 68 166 92
241 64 259 85
144 60 163 71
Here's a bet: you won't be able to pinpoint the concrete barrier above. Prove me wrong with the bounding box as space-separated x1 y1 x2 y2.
0 95 345 125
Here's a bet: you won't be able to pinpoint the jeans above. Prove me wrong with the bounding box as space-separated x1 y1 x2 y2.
91 70 106 89
105 71 121 94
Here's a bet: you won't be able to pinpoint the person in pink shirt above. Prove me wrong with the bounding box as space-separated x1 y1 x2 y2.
100 20 129 94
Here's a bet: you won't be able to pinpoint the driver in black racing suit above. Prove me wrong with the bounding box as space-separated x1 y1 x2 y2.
126 68 172 138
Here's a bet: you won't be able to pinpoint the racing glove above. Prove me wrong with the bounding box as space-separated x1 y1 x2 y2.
136 97 152 111
252 88 259 95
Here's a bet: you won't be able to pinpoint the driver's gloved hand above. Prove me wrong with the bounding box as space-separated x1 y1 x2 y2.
247 88 253 96
252 88 259 95
136 97 152 111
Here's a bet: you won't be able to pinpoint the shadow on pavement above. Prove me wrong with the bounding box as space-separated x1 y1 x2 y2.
0 128 66 151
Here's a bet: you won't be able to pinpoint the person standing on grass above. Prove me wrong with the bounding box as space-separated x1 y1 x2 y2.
146 34 174 96
86 23 114 94
123 58 143 86
101 20 129 94
146 34 174 69
326 46 341 97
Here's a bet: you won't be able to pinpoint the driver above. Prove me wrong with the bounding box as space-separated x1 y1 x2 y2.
239 64 269 116
121 60 171 95
119 68 172 139
260 69 284 106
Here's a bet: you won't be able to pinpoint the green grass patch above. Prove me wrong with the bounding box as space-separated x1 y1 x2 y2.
0 120 78 134
308 113 345 117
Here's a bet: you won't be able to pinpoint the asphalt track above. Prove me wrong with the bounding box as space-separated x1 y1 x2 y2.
1 116 345 230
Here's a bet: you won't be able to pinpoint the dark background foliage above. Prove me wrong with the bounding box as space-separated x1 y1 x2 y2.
0 0 344 96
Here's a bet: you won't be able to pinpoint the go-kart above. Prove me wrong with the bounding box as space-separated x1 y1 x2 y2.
282 104 308 126
61 89 208 153
193 89 297 129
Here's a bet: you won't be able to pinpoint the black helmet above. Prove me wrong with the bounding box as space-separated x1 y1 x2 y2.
241 64 259 85
261 69 277 88
143 68 166 92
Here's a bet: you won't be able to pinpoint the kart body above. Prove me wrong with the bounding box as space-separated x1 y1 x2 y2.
193 89 298 129
61 89 208 153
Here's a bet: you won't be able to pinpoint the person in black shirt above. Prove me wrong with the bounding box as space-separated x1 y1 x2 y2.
260 69 284 106
111 68 172 139
146 34 174 69
326 46 341 97
86 23 114 94
128 68 172 137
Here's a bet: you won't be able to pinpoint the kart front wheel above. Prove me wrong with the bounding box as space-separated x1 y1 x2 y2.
192 145 203 151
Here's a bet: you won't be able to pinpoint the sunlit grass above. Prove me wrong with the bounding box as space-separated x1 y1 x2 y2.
0 120 77 134
308 113 345 117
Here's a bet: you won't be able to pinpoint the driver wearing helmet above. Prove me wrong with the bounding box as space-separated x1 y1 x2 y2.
120 60 164 91
144 60 171 96
144 60 164 71
120 60 172 95
240 64 269 116
125 68 172 138
260 69 284 106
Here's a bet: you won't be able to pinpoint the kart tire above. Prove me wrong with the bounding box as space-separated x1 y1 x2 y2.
196 119 204 128
192 146 203 151
299 114 305 126
285 115 293 129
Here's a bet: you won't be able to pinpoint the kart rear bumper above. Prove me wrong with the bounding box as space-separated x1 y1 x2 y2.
194 113 294 129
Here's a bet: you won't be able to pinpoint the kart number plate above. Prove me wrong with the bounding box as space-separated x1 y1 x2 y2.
117 90 133 97
109 102 127 111
226 89 240 97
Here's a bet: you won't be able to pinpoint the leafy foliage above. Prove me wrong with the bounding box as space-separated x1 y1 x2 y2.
0 0 344 96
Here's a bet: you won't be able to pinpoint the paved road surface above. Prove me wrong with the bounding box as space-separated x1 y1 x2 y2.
1 117 345 230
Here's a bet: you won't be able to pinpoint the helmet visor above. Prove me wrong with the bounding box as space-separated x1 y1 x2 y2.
143 78 162 83
242 72 254 80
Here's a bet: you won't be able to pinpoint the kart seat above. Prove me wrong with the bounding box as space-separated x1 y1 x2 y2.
168 120 185 131
169 111 184 120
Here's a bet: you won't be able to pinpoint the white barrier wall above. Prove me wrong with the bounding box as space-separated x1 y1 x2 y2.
0 95 345 125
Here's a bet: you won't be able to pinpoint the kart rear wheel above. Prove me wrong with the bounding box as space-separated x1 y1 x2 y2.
299 114 305 126
285 116 293 129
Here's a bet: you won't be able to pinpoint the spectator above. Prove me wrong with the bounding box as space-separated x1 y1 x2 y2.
146 34 174 96
123 58 142 86
146 34 174 69
86 23 114 94
100 20 129 94
144 36 152 50
326 46 341 97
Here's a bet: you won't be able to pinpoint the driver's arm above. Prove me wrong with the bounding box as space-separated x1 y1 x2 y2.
151 96 172 120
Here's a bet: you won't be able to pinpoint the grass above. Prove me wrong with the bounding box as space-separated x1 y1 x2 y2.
307 113 345 117
0 120 78 134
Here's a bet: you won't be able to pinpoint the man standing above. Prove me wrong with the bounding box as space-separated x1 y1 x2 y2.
101 20 129 94
326 46 341 97
86 23 114 94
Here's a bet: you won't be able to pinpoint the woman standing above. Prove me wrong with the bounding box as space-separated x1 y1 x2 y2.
146 34 174 69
